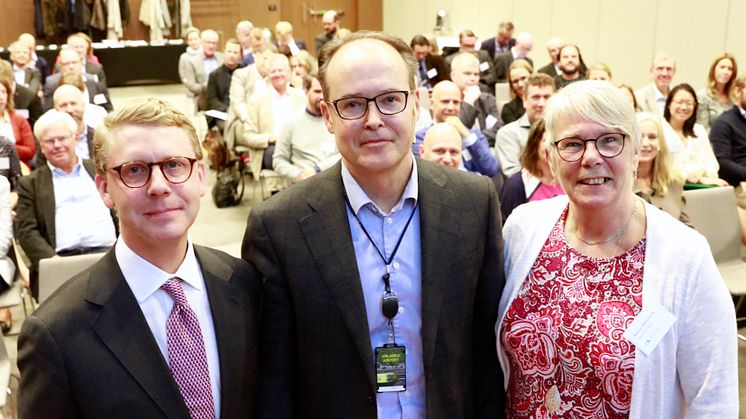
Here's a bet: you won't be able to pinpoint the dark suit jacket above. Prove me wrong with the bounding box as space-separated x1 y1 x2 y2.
13 84 43 128
15 158 117 297
35 55 51 86
479 36 516 61
461 93 503 146
243 160 505 418
537 62 558 78
18 246 262 418
42 72 113 112
16 66 42 94
493 51 533 83
423 53 450 86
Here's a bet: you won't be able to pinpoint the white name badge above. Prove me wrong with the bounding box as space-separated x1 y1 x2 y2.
485 114 498 129
426 68 438 79
0 157 9 170
320 141 336 153
93 93 107 105
462 149 472 162
479 61 490 72
16 109 29 120
622 302 676 356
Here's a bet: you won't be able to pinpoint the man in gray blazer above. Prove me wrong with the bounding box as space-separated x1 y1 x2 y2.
18 98 261 418
182 29 224 112
244 31 505 418
635 53 677 115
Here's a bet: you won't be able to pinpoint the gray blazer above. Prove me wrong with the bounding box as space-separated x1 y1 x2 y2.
243 159 506 418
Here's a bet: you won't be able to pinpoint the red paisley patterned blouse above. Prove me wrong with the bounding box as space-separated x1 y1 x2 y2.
501 209 645 418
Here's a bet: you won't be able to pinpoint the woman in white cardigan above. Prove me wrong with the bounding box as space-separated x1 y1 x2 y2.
497 81 737 418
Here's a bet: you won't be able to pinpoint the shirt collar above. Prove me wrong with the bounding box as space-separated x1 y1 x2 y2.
653 84 666 101
115 237 203 304
48 157 83 176
340 159 418 216
738 106 746 118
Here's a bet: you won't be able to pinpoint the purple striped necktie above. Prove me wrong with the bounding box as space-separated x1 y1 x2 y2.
161 277 215 419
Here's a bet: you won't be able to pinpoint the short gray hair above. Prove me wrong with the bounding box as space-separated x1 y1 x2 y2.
34 109 78 140
543 80 639 152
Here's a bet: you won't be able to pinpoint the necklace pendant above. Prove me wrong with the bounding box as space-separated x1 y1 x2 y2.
545 384 561 414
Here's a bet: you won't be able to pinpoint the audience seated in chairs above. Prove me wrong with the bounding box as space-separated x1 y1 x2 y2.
56 33 105 84
43 49 113 112
16 110 117 299
235 53 303 191
492 32 533 83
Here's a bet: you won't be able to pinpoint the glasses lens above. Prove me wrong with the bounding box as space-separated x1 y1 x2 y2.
556 138 585 161
596 133 625 157
120 162 150 187
336 97 367 119
375 91 407 115
161 157 193 183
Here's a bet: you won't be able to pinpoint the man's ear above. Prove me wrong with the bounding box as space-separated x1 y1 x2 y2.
320 101 335 134
95 173 115 209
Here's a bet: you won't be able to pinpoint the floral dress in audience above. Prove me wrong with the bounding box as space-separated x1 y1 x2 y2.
501 209 643 418
696 89 732 131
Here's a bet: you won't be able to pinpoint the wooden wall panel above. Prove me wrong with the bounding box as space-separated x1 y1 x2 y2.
0 2 37 47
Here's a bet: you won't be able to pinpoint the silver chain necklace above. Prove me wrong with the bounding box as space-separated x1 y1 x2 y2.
571 201 639 246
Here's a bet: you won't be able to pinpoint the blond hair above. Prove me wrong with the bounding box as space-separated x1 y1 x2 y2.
93 97 202 173
636 112 683 196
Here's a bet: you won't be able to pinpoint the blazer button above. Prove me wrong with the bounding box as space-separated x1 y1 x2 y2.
368 395 374 404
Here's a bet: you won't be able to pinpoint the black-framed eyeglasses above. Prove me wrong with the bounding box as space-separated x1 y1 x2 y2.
329 90 411 120
553 133 627 162
109 157 198 188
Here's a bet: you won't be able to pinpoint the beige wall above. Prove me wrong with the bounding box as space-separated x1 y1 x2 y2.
383 0 746 91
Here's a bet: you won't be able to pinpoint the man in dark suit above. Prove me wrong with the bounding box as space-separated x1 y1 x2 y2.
18 98 262 417
43 49 113 112
445 29 497 93
244 31 505 418
8 41 42 94
314 10 339 53
479 21 515 61
16 110 117 299
450 52 503 145
206 38 243 131
18 32 51 86
493 32 534 83
410 34 450 91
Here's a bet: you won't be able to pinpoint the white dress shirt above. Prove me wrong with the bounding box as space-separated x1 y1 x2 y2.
116 238 221 417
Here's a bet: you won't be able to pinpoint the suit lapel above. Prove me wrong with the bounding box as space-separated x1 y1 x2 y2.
88 251 189 418
195 246 246 414
298 166 377 390
416 161 460 368
38 166 56 248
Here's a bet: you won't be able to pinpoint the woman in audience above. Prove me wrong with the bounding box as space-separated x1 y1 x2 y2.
501 59 532 125
663 83 727 186
616 83 639 111
587 62 612 81
498 81 737 417
0 177 14 333
697 52 737 130
500 119 563 220
0 79 35 167
178 27 201 84
634 112 688 223
289 50 317 89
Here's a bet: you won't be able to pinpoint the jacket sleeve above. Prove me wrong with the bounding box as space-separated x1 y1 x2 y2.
15 175 56 265
12 114 36 163
463 129 499 176
711 113 746 185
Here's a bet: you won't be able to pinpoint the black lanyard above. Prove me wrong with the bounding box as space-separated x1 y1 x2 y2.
344 194 419 324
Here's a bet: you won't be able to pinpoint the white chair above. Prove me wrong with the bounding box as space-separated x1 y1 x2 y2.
417 86 430 111
38 253 105 304
494 82 510 109
683 186 746 341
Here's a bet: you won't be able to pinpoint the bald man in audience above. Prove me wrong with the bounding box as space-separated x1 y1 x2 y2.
636 53 677 115
43 49 113 112
537 37 564 78
182 29 224 111
419 122 464 170
493 32 534 83
413 81 498 176
445 30 496 93
315 10 340 52
450 53 502 144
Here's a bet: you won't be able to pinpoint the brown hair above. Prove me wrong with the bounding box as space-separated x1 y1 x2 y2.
520 119 545 177
93 97 202 173
0 79 14 114
507 59 533 99
706 53 738 99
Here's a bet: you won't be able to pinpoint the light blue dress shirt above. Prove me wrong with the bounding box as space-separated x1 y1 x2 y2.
341 162 426 419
